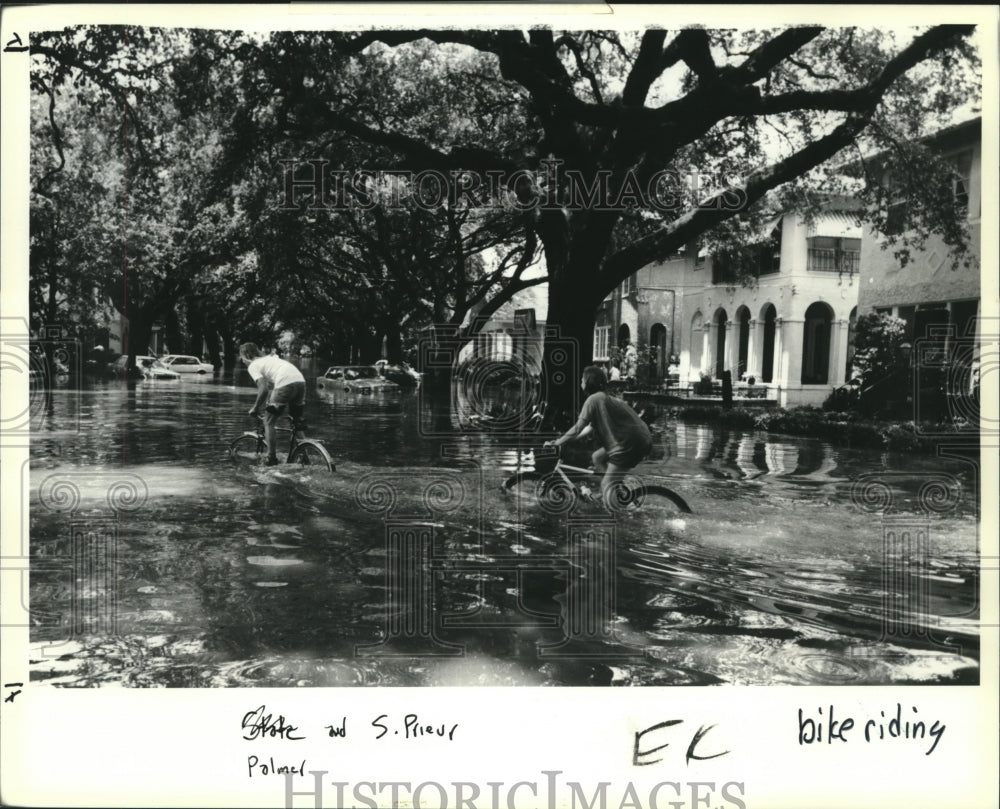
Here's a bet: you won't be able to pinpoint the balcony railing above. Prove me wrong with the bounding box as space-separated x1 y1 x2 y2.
807 247 859 273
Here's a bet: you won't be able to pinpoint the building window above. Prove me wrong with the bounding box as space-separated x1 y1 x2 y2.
761 304 776 384
885 199 907 235
948 149 973 211
711 232 780 284
713 308 728 379
801 302 833 385
845 307 857 381
593 326 610 361
807 236 861 273
736 307 751 378
621 274 635 295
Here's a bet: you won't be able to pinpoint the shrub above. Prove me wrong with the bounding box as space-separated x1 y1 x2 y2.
823 383 860 413
693 373 714 395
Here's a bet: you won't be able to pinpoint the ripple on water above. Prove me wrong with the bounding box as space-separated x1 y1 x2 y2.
246 537 301 549
246 556 305 567
777 650 870 684
214 657 395 687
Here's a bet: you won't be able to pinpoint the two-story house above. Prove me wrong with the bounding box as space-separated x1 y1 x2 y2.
856 116 981 370
595 199 862 407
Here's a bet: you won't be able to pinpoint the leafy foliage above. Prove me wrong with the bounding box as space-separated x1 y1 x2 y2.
852 312 909 383
28 23 980 379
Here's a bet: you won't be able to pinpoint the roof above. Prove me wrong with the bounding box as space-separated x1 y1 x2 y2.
807 211 863 239
837 115 981 174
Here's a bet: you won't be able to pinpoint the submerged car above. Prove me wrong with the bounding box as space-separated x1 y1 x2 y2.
161 354 214 374
315 366 345 391
109 355 180 380
375 359 421 388
317 365 399 393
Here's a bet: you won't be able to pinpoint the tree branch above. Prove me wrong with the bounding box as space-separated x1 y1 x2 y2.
660 28 718 81
554 34 604 103
740 25 975 116
603 110 874 283
32 76 66 193
732 26 824 84
311 105 518 173
31 43 156 168
621 29 667 107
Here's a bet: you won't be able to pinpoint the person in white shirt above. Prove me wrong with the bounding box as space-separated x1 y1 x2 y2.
239 342 307 466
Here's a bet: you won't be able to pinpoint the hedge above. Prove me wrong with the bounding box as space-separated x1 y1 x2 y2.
665 404 975 453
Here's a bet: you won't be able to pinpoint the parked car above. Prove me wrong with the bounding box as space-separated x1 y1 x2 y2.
316 366 344 391
317 365 399 393
108 355 180 380
375 359 421 388
161 354 214 374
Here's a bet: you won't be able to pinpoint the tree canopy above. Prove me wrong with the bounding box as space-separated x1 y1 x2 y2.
29 23 980 386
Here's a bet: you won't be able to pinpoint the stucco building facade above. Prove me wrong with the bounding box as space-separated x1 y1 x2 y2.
595 204 863 407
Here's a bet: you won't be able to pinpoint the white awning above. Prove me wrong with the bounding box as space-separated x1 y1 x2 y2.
761 215 783 238
807 211 862 239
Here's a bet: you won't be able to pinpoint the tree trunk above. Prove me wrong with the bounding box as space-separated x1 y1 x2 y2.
185 297 205 357
541 283 601 428
160 307 180 356
367 331 382 364
203 322 222 368
536 211 605 426
383 325 403 364
124 310 155 372
220 331 237 369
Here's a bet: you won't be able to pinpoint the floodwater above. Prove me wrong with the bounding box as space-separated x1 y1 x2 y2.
27 370 980 687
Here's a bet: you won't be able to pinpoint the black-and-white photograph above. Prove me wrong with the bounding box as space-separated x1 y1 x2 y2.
2 4 997 808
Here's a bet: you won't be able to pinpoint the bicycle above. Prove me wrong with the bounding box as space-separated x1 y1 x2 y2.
502 445 692 514
229 413 336 472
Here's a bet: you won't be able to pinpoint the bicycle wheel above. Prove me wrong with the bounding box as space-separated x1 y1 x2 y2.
230 433 266 466
607 480 692 514
641 484 692 513
502 470 542 493
288 439 336 472
503 470 578 514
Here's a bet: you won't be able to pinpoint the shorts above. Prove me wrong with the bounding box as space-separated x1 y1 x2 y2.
265 381 306 423
607 443 651 470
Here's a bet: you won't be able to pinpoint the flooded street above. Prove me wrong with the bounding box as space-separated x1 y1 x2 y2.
28 372 980 687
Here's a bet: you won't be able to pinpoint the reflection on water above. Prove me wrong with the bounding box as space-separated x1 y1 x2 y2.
27 375 980 687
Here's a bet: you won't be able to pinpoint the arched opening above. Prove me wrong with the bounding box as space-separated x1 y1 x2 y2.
690 312 704 375
801 302 834 384
650 323 667 381
845 306 857 381
761 304 776 383
713 308 728 378
617 323 631 349
736 306 751 378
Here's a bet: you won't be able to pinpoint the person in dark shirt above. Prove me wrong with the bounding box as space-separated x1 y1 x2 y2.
545 365 653 504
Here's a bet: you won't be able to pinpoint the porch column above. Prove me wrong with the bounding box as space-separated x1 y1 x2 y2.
831 318 849 387
772 317 784 391
725 320 737 376
704 321 715 376
746 319 760 379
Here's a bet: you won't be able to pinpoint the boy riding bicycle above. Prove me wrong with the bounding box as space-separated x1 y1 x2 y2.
544 365 653 504
239 342 307 466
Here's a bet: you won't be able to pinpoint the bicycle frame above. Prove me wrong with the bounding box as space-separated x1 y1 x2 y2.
231 414 335 472
533 448 603 493
547 459 599 490
516 446 693 513
250 414 303 457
